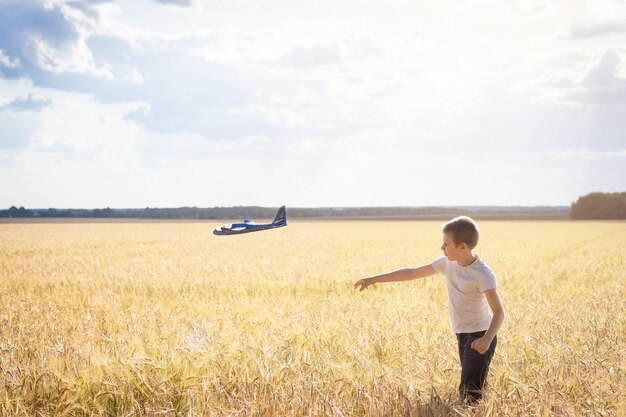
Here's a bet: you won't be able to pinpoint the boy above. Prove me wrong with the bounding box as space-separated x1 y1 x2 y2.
354 216 504 403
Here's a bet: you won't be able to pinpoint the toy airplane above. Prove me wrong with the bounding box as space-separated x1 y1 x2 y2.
213 206 287 235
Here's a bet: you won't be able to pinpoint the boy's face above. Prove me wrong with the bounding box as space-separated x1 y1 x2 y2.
441 232 465 261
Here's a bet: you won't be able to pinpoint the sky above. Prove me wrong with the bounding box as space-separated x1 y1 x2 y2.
0 0 625 209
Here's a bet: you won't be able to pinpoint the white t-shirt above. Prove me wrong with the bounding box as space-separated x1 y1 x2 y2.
431 255 497 334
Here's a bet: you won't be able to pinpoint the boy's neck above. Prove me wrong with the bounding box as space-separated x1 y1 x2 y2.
457 251 477 267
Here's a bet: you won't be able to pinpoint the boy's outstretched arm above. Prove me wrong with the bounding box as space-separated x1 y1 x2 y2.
471 288 505 354
354 264 437 291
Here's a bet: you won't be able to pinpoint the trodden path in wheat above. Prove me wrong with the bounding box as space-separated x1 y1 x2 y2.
0 220 625 416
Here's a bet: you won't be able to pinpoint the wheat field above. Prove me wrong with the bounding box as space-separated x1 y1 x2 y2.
0 220 624 416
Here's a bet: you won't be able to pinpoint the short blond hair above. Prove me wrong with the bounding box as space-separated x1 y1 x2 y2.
442 216 480 249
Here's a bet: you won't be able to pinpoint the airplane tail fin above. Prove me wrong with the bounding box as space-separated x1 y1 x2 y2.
272 205 287 225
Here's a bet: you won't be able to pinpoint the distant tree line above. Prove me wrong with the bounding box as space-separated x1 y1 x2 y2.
570 192 626 219
0 205 569 219
6 194 625 219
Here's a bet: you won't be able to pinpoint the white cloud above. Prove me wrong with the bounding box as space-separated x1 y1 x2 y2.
553 148 626 160
571 20 626 38
155 0 197 7
0 49 21 68
0 92 52 112
124 67 144 84
236 103 306 128
280 43 342 68
0 0 118 97
511 0 560 15
185 29 266 66
525 48 626 106
33 35 113 78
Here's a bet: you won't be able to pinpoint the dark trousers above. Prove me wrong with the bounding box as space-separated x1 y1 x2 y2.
456 330 497 402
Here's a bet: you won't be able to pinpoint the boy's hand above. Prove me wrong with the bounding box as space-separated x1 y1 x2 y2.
354 277 374 291
471 336 493 355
